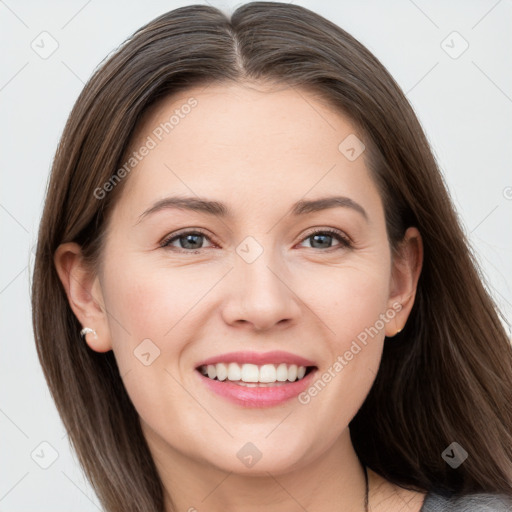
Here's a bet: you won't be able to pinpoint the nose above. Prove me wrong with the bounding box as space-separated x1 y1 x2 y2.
220 249 301 332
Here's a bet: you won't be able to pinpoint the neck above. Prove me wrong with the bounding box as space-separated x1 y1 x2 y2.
143 425 368 512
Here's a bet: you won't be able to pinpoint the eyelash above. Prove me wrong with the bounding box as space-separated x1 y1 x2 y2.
159 228 352 253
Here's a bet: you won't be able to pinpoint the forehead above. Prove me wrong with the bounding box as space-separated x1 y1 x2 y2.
114 82 380 222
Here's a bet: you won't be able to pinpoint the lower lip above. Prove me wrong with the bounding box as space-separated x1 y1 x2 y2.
195 368 318 408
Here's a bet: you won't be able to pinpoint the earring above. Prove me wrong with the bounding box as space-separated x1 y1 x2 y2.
80 327 97 339
395 327 402 335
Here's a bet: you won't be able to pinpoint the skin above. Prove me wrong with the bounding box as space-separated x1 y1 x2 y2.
55 82 425 512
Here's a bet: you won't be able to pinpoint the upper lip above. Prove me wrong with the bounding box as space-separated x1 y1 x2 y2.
195 350 317 368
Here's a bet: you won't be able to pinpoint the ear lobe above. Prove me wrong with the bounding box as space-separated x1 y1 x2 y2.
385 227 423 337
54 242 112 353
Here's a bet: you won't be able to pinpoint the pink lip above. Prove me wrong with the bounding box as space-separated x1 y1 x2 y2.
195 367 318 408
195 350 316 368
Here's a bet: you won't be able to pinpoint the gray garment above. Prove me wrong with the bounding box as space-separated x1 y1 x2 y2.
420 490 512 511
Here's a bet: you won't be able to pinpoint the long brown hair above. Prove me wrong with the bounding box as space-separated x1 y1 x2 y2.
31 2 512 510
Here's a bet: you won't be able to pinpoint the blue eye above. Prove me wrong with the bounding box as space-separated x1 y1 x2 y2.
299 229 352 250
160 228 352 253
161 230 213 252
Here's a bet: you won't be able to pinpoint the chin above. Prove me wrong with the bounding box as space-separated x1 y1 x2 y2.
193 435 316 476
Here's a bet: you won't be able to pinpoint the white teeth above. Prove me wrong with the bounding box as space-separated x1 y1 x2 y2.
241 363 259 383
259 364 276 383
276 363 288 381
287 364 297 382
227 362 241 381
207 365 216 379
199 362 311 383
216 362 228 381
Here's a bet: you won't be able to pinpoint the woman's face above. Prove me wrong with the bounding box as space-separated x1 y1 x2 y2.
69 82 421 475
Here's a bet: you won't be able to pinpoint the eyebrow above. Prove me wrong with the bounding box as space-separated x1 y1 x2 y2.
135 194 368 224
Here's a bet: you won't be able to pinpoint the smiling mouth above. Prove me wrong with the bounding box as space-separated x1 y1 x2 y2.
196 362 316 387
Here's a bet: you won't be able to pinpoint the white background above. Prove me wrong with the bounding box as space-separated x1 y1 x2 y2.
1 0 511 510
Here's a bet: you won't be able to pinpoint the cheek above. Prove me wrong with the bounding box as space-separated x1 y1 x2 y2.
100 259 202 428
292 258 390 420
103 253 208 345
100 254 228 404
334 273 389 347
295 255 391 344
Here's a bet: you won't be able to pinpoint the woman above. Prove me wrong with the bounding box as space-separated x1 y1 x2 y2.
31 2 512 511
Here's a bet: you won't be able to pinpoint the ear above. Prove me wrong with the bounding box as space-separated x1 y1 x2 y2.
385 227 423 337
54 242 112 352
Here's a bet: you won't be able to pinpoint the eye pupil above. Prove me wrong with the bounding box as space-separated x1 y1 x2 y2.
181 234 203 249
310 233 332 249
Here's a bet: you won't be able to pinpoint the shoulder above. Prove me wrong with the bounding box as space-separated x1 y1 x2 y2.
421 490 512 512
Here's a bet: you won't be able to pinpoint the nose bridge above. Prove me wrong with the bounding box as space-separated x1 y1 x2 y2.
221 234 300 330
236 234 289 302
